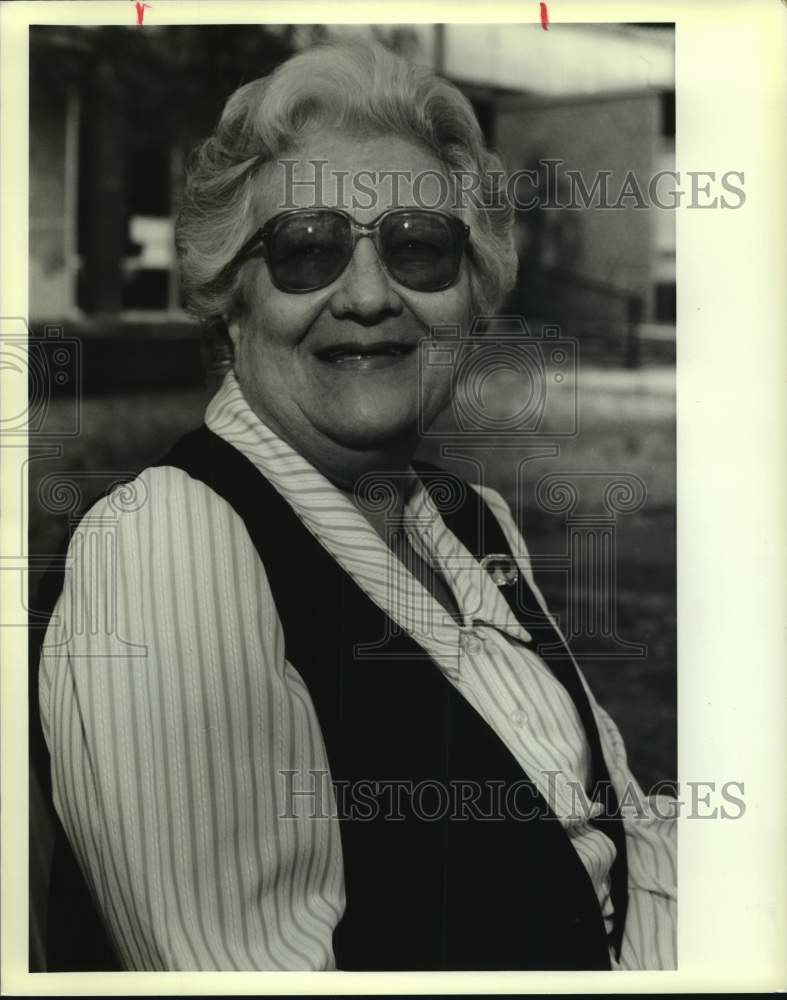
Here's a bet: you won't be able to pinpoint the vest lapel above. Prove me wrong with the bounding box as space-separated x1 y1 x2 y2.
415 461 629 958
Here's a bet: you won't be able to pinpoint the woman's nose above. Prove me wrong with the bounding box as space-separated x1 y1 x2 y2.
328 237 402 321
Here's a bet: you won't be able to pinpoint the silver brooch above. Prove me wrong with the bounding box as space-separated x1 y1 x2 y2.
480 553 519 587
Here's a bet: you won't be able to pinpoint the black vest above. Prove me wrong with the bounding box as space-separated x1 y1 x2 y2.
30 425 628 971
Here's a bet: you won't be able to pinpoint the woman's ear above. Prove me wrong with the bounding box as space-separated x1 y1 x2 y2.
225 315 242 352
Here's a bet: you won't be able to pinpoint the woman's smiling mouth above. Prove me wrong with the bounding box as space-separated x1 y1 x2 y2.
314 341 417 370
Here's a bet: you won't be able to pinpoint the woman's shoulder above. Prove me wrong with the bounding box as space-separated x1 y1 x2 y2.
79 462 229 526
72 461 251 562
58 459 283 643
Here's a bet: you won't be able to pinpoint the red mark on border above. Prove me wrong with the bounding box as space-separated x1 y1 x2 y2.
540 2 549 30
135 1 151 25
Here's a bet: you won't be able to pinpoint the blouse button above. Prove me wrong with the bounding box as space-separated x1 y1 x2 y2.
510 708 528 727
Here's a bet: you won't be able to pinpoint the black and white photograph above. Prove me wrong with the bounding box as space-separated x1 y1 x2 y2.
2 1 784 992
25 20 678 974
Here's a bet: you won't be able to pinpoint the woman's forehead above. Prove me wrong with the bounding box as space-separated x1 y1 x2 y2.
253 130 460 223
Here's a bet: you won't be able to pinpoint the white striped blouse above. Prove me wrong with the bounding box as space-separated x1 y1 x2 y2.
39 370 676 972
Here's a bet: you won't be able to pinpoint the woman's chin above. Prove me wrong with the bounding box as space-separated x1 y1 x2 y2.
320 409 421 456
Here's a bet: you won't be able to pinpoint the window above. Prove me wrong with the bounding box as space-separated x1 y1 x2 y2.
654 281 676 322
660 90 675 139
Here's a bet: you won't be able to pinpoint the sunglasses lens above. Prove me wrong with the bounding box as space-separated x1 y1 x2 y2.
381 212 463 291
268 212 350 292
263 210 466 293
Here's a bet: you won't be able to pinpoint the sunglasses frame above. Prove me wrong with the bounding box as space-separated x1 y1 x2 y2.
230 207 471 294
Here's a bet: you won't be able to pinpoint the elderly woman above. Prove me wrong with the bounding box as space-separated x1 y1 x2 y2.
36 42 676 972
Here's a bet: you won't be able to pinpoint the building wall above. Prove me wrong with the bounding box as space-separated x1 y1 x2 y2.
29 81 77 320
494 91 665 319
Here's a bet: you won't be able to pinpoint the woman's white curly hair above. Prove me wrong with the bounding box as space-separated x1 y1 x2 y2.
176 41 517 325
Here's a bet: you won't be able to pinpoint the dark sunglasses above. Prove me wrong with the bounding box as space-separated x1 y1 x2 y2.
230 207 471 294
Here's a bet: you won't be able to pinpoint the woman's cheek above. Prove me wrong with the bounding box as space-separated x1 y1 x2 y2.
419 365 455 426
